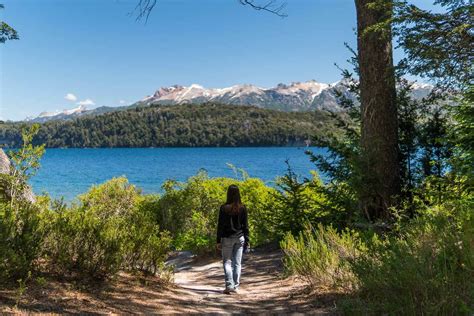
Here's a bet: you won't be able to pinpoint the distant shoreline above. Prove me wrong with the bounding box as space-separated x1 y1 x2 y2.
4 145 318 150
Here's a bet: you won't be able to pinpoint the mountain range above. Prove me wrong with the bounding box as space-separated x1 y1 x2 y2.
25 80 433 123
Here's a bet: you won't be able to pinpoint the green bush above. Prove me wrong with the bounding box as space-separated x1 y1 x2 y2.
274 165 330 238
347 201 474 314
44 177 171 279
282 200 474 314
0 125 46 283
150 171 277 253
0 202 46 282
281 223 361 291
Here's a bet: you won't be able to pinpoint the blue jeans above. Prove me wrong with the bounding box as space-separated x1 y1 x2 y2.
221 235 244 289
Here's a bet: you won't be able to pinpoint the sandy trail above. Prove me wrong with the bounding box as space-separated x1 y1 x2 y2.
159 249 335 315
0 249 337 315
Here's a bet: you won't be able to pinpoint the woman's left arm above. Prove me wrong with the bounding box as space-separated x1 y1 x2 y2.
242 207 250 245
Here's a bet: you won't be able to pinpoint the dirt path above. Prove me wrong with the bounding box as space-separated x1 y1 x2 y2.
164 249 336 315
1 249 337 315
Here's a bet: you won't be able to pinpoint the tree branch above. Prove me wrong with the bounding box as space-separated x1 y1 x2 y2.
239 0 288 17
0 4 19 43
133 0 288 22
134 0 158 22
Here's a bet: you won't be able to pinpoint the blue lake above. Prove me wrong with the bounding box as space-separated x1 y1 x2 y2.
30 147 327 200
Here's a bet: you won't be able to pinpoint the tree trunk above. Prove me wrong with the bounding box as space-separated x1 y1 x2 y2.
355 0 400 220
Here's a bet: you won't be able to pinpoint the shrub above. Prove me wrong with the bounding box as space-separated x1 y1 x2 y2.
44 177 171 279
0 202 45 282
125 198 172 275
0 124 46 283
151 171 277 253
281 198 474 315
274 163 330 238
282 200 474 314
348 201 474 314
281 223 361 291
238 176 277 245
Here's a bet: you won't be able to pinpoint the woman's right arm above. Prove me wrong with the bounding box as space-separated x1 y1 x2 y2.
216 206 224 244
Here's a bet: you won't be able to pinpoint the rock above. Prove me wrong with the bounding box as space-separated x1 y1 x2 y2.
0 149 10 174
0 148 36 203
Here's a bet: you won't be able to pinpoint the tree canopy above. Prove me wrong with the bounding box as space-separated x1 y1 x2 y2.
0 4 18 43
0 104 338 148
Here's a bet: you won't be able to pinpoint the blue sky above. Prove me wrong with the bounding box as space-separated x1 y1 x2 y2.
1 0 435 121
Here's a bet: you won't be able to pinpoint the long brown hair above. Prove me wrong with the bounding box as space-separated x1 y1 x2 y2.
225 185 242 215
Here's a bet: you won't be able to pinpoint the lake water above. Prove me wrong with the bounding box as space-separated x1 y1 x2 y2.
30 147 327 200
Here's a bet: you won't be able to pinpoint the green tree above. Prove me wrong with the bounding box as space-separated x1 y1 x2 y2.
395 0 473 191
394 0 473 89
0 4 18 43
274 161 328 237
452 87 474 187
354 0 400 221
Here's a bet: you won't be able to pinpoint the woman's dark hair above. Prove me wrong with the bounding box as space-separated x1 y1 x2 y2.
225 185 242 215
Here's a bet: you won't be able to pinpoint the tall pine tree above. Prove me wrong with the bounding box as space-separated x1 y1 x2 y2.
355 0 400 220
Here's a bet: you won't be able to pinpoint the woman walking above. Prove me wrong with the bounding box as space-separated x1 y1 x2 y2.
216 185 250 294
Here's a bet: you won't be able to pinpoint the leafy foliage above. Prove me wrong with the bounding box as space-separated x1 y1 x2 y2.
451 86 474 190
1 125 45 207
273 162 329 237
394 0 473 89
148 171 277 253
0 126 46 282
282 200 474 314
0 4 19 43
308 58 456 224
348 201 474 314
0 202 46 281
44 178 172 279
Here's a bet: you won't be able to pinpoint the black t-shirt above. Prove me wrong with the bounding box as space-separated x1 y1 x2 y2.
216 204 249 244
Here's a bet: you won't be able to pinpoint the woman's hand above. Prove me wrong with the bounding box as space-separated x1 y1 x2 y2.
216 243 222 251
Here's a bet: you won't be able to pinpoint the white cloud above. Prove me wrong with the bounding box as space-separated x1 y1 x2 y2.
65 93 77 102
119 100 126 105
77 99 95 106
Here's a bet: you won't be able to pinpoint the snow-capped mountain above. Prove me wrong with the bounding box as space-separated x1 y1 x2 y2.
24 80 434 122
25 105 120 123
27 105 88 123
136 80 348 112
135 80 433 111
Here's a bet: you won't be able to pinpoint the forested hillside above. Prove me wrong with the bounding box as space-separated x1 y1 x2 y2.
0 103 338 148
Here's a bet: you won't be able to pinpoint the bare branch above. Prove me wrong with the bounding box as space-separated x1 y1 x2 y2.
239 0 288 18
134 0 157 22
133 0 288 22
